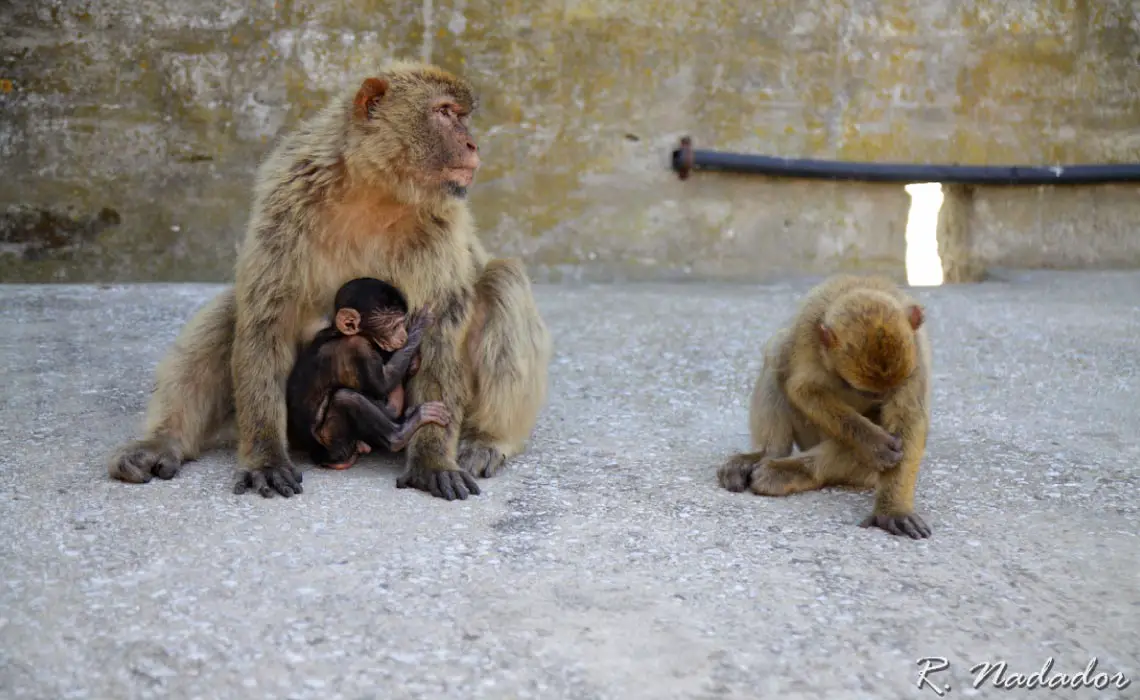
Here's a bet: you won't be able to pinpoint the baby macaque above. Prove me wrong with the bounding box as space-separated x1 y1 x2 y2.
286 277 451 471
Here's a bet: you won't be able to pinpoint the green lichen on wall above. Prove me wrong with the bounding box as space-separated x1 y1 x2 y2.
1 0 1138 282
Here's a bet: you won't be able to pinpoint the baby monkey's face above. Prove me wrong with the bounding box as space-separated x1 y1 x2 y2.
364 307 409 352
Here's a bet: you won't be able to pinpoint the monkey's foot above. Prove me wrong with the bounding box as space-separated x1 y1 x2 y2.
859 512 931 539
396 460 481 500
717 452 765 492
108 438 184 483
748 461 820 497
233 461 304 498
320 442 372 470
321 453 360 471
458 441 506 479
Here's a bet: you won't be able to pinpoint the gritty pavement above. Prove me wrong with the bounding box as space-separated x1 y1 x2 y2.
0 271 1138 700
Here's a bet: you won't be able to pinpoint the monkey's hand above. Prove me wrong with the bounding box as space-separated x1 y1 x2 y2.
860 512 931 539
396 458 480 501
406 305 435 344
233 458 304 499
416 401 452 428
862 429 903 471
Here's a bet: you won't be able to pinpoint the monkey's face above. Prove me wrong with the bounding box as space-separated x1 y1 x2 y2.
425 97 481 198
349 70 480 199
826 320 918 399
364 308 409 352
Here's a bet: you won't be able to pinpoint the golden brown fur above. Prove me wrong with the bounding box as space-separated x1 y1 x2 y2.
718 274 934 539
108 60 552 500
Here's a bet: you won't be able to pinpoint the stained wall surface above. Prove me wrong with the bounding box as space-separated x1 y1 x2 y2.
2 0 1138 282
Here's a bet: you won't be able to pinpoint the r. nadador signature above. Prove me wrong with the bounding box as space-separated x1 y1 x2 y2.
916 656 1132 696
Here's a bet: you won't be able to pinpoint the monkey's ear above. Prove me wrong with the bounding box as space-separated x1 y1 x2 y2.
353 77 389 120
335 308 362 335
818 323 837 349
906 304 925 330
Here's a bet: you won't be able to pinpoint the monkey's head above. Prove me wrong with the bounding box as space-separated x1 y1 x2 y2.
818 290 925 398
333 277 411 352
345 60 481 201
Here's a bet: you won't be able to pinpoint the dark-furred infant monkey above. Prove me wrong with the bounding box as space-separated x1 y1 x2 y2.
286 277 451 471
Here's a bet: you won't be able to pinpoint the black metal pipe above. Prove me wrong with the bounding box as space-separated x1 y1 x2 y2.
671 136 1140 185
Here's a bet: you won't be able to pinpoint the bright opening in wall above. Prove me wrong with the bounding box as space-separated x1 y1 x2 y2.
904 183 945 287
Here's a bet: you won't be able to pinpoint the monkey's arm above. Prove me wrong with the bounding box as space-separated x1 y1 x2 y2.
358 338 421 399
395 300 480 500
230 257 304 499
862 369 932 538
785 371 891 452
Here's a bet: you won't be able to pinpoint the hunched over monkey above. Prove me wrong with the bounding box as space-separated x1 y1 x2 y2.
718 274 934 539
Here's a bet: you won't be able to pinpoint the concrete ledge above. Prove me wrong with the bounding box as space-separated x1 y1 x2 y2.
1 272 1137 698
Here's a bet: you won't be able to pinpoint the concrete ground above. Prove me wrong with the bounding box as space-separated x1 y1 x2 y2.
1 270 1137 700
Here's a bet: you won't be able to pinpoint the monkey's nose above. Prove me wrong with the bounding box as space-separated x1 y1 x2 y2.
466 140 478 153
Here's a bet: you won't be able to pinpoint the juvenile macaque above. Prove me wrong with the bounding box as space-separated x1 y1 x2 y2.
718 274 934 539
286 277 451 471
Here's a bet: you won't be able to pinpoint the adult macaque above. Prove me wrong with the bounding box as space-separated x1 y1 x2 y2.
109 61 552 501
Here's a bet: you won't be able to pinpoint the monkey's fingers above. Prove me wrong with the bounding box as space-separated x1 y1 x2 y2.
232 471 254 495
458 443 506 479
420 402 452 427
396 464 481 500
110 440 183 483
717 453 763 492
442 470 480 500
859 513 931 540
872 444 905 471
265 464 303 497
233 464 303 498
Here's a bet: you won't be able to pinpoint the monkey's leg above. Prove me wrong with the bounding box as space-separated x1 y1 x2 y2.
749 440 876 497
230 278 303 499
456 258 552 479
108 289 236 483
310 400 363 471
862 389 932 539
719 359 796 492
386 385 405 418
329 389 458 463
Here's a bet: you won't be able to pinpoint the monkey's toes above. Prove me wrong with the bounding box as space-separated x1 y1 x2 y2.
859 513 931 539
717 456 759 492
396 464 482 500
458 443 506 479
233 462 304 498
420 402 452 427
109 441 183 484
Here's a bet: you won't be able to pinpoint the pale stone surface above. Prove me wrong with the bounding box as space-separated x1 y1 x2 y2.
2 1 1140 283
1 272 1137 698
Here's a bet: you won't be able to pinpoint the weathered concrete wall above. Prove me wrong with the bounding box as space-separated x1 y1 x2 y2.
2 0 1139 283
